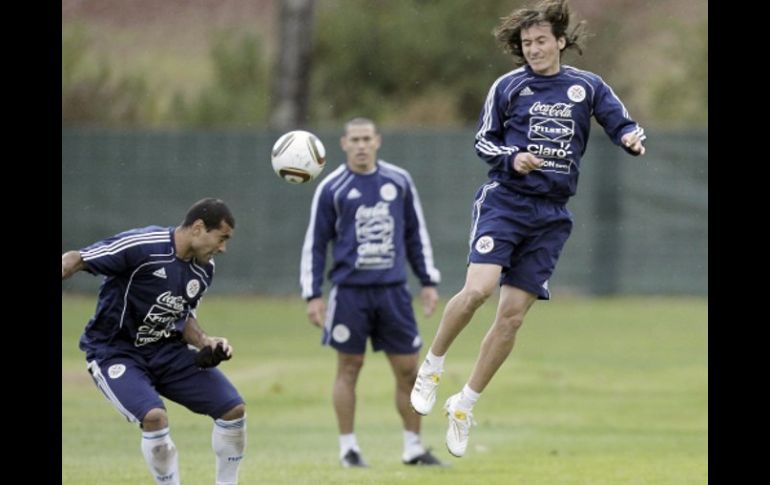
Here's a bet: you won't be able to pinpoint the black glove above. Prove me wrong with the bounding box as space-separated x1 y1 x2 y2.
194 342 231 368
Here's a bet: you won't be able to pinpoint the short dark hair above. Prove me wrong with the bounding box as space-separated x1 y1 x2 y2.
344 117 378 134
182 198 235 230
493 0 587 67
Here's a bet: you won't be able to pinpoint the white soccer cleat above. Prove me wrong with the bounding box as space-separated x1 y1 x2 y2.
410 366 442 416
444 393 475 458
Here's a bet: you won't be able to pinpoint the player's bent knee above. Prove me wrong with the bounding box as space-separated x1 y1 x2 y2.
220 403 246 420
460 286 493 309
141 408 169 431
495 316 525 339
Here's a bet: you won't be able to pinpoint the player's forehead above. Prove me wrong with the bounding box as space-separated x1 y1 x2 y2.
210 221 234 239
345 123 376 139
521 22 555 41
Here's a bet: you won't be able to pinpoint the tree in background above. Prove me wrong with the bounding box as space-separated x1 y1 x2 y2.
61 0 707 129
171 32 269 127
62 25 156 126
310 0 513 126
269 0 317 129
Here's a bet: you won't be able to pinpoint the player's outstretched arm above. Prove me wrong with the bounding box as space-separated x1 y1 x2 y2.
62 250 86 280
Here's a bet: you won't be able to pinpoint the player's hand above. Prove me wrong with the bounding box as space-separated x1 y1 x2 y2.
194 337 232 368
621 132 646 156
204 336 232 357
420 286 439 317
513 152 544 174
307 298 326 328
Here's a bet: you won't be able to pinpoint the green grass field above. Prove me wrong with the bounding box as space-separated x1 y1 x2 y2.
62 294 707 484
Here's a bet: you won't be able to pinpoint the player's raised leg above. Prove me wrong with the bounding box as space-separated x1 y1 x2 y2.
445 284 536 457
411 263 502 415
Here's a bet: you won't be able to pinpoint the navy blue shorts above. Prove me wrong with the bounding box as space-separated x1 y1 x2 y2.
86 343 244 424
322 284 422 355
467 181 573 299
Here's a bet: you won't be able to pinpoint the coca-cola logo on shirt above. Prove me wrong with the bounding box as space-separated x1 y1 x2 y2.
529 101 574 118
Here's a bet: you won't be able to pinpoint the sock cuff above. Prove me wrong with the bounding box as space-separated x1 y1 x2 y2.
215 416 246 430
462 383 481 400
142 427 171 440
339 433 359 454
425 349 445 370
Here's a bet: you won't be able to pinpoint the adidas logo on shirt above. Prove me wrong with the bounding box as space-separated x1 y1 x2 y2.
520 86 534 96
347 188 362 199
152 267 167 279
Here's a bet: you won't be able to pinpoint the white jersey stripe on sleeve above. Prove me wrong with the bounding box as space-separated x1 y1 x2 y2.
81 231 170 259
300 165 347 299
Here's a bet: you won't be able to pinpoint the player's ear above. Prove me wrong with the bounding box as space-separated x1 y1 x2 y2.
192 219 205 235
557 36 566 51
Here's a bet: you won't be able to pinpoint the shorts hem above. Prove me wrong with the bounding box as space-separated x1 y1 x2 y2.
504 279 551 300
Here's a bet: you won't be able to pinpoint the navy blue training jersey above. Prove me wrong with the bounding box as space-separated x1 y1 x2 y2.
77 226 215 360
475 64 645 203
300 160 440 300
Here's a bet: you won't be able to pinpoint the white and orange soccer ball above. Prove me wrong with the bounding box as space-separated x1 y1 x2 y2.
271 130 326 184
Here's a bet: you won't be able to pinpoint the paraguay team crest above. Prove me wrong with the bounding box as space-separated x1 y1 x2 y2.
332 324 351 343
186 279 200 298
108 364 126 379
567 84 586 103
380 183 397 201
475 236 494 254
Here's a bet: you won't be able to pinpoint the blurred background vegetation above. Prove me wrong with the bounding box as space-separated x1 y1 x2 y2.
61 0 707 130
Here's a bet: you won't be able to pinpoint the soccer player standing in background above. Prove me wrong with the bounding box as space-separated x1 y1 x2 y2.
410 0 647 457
62 198 247 485
301 118 444 467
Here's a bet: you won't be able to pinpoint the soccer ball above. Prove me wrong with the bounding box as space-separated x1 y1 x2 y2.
271 130 326 184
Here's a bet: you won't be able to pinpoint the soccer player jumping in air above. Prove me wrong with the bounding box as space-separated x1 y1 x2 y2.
410 0 646 458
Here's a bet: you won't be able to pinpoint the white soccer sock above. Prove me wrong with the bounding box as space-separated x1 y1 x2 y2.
458 383 481 409
339 433 360 457
423 349 445 372
141 427 179 485
402 430 426 460
212 416 247 485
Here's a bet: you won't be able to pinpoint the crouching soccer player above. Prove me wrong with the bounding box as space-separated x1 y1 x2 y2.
62 198 246 484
